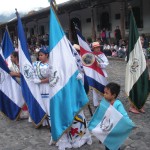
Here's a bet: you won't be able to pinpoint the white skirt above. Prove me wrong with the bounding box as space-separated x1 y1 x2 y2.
56 111 92 150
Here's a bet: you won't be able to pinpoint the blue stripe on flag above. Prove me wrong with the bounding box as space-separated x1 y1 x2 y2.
1 29 14 59
0 54 10 74
49 7 64 52
88 99 110 131
104 117 135 150
50 71 88 141
17 16 31 63
87 76 105 93
0 90 21 120
20 74 46 125
76 29 86 42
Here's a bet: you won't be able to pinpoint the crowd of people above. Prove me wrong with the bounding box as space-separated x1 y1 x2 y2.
88 29 150 62
12 25 150 65
1 24 150 150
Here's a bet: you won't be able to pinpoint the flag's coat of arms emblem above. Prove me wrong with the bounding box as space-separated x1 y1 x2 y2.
23 64 34 79
100 116 113 132
0 68 5 84
130 58 139 73
82 53 95 66
49 70 59 87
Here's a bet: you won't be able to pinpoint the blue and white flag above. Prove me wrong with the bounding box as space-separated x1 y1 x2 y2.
88 99 135 150
1 27 14 59
0 54 24 120
16 11 47 127
0 27 14 68
49 8 89 142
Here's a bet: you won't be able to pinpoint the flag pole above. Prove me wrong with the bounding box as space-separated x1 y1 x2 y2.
15 8 19 17
49 0 58 16
5 25 12 43
49 1 63 28
88 104 93 116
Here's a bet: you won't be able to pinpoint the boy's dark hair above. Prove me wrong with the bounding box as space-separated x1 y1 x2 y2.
105 82 120 98
11 51 19 59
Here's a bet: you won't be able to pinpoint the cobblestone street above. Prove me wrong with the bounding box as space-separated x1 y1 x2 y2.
0 59 150 150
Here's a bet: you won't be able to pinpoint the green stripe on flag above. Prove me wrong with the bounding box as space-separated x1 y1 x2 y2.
129 68 149 109
127 11 139 62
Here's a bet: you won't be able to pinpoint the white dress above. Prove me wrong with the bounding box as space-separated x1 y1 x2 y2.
33 61 50 126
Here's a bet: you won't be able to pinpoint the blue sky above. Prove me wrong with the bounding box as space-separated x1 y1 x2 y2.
0 0 70 15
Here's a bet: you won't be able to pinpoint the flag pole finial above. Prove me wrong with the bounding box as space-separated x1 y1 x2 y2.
15 8 19 17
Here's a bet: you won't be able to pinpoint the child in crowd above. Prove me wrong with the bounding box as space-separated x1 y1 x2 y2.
9 51 29 119
92 41 109 107
103 82 130 150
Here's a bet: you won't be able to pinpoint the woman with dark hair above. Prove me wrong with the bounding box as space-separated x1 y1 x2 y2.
32 47 50 126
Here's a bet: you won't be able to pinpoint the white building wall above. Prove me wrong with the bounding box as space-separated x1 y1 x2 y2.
23 0 150 41
26 17 49 38
59 8 92 39
38 17 49 34
26 21 35 38
71 8 92 39
58 12 69 34
110 2 122 38
59 4 121 40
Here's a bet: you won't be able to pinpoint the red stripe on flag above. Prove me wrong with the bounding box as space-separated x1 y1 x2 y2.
80 47 105 76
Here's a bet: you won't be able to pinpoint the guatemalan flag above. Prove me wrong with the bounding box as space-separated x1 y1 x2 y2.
88 99 135 150
0 54 24 120
16 11 47 127
76 29 108 93
49 8 89 142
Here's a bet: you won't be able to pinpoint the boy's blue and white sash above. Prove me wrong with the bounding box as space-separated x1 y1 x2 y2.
88 99 135 150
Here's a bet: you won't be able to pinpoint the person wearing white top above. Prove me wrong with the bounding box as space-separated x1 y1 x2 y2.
92 42 109 107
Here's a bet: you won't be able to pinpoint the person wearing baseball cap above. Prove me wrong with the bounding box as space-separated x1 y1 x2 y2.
92 41 109 107
92 41 101 49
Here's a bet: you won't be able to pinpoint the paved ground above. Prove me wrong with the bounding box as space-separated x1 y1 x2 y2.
0 59 150 150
